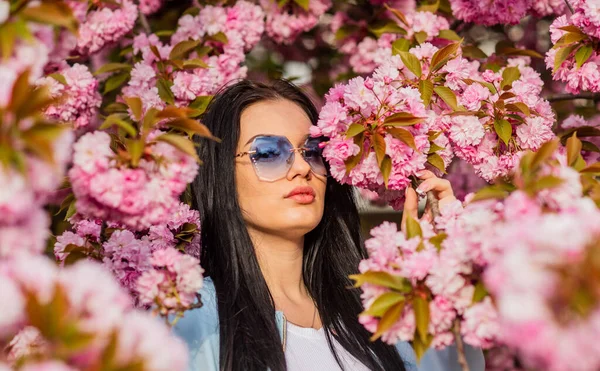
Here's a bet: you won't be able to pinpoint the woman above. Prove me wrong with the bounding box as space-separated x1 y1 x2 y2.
173 80 484 371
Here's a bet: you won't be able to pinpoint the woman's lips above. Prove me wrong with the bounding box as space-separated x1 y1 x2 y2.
285 186 316 204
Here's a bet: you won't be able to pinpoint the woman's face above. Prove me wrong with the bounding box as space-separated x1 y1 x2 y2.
235 99 327 239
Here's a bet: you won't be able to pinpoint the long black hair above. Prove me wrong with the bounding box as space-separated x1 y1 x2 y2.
192 80 406 371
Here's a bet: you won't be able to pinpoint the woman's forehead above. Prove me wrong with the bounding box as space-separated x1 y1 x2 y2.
239 100 312 143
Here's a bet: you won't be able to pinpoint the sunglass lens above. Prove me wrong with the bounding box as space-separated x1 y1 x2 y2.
249 136 293 181
303 138 327 176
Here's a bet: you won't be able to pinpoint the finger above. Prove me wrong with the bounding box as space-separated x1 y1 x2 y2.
415 169 436 180
416 178 454 198
402 186 419 231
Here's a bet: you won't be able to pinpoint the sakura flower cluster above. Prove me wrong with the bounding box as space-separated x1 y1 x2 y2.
68 131 198 231
0 256 188 371
136 247 204 317
54 202 202 311
356 218 499 350
67 0 139 56
330 9 450 75
449 0 565 26
483 191 600 371
124 1 264 112
545 6 600 94
0 89 74 258
446 59 555 181
260 0 331 44
36 63 101 131
314 55 433 208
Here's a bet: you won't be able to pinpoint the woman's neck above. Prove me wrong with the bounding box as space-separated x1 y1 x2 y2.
248 228 308 303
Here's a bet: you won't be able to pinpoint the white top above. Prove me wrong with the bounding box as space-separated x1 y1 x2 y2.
285 322 372 371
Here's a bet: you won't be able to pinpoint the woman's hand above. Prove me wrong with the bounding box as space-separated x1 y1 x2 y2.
401 170 456 230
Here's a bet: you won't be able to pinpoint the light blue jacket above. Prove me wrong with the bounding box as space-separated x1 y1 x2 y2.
173 278 485 371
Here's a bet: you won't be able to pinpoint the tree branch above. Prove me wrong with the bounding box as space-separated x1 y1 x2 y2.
453 321 471 371
139 12 152 34
564 0 574 14
547 93 600 102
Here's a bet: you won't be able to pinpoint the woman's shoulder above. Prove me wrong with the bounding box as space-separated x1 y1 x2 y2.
172 277 219 345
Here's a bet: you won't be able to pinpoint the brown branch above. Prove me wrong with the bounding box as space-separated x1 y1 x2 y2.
547 93 600 102
453 321 471 371
139 12 151 34
564 0 574 14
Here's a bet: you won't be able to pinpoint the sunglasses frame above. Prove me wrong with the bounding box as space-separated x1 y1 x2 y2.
235 135 327 182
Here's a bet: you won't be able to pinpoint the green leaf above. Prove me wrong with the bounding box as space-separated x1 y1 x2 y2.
293 0 309 11
103 72 129 94
428 142 444 154
372 132 387 166
370 301 406 342
94 63 132 76
21 2 78 33
345 134 365 174
581 162 600 174
405 213 422 239
381 155 392 188
505 102 530 116
553 32 587 47
427 153 445 172
157 78 175 105
48 73 67 85
346 123 367 138
99 114 137 137
554 44 578 72
335 25 360 41
399 51 422 78
124 96 143 122
165 118 217 140
349 271 412 292
392 38 411 54
417 0 440 12
126 138 145 167
419 80 434 106
470 186 508 202
461 45 487 59
368 21 407 38
384 4 410 26
387 127 417 151
430 42 461 73
364 292 406 317
156 133 200 163
414 31 427 45
412 335 433 362
566 132 582 167
530 139 559 171
169 39 202 60
494 119 512 146
183 58 210 69
429 233 447 251
472 282 488 303
437 29 461 41
189 95 213 117
501 67 521 90
558 25 584 34
384 112 425 126
0 22 16 60
433 86 459 110
65 199 77 220
530 175 564 193
581 140 600 153
207 32 228 44
575 45 593 68
413 296 430 342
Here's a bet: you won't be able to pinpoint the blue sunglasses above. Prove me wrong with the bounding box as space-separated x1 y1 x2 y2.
235 135 327 182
